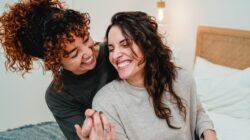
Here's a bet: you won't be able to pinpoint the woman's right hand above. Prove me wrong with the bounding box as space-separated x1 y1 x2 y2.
75 109 116 140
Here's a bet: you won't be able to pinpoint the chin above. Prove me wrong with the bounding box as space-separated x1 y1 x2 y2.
86 64 96 71
118 73 130 80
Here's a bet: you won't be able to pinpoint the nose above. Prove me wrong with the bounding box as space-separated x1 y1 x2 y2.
87 37 95 47
112 47 122 60
80 37 95 58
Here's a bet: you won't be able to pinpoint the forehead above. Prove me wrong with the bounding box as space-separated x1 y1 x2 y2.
64 35 83 50
108 26 131 43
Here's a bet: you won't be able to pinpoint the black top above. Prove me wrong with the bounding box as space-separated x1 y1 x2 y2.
45 43 117 140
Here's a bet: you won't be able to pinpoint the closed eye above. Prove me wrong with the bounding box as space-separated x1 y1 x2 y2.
83 36 90 43
71 51 78 58
121 39 133 48
108 45 114 52
70 49 79 58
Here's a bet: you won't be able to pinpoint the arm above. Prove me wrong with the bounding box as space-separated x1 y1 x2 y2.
53 114 84 140
190 77 217 140
45 89 85 140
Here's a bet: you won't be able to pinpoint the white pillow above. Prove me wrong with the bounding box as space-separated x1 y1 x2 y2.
194 57 240 79
196 68 250 119
194 57 250 119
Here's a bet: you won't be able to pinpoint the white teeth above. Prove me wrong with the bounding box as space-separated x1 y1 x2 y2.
81 56 93 65
85 56 93 64
118 61 130 68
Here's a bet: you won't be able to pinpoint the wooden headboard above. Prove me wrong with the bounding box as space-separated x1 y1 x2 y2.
195 26 250 70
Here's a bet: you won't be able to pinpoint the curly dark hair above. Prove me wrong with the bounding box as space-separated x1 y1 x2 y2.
105 11 186 128
0 0 90 91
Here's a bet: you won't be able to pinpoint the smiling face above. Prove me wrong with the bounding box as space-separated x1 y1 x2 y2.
60 35 97 75
107 26 145 86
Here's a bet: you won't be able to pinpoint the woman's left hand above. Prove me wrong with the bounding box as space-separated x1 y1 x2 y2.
203 129 217 140
75 110 116 140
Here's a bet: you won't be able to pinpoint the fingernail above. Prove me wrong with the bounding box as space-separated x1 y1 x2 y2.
99 111 103 114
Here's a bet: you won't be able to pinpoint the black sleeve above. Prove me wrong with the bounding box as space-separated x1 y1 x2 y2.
53 113 84 140
45 86 85 140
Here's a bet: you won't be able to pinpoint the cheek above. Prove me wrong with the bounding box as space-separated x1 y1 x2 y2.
109 55 114 65
60 58 68 67
109 54 117 67
61 58 79 68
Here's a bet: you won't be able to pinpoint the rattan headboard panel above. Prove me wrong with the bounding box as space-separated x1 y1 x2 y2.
196 26 250 69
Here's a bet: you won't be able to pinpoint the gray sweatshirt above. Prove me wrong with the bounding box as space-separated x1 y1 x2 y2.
93 69 214 140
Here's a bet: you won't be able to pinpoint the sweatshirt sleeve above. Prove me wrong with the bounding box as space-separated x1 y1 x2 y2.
92 86 129 140
190 76 215 139
45 86 84 140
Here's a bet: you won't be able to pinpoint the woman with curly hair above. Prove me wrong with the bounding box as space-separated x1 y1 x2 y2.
77 11 217 140
0 0 117 139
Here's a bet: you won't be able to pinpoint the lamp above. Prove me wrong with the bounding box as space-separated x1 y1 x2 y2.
157 0 166 22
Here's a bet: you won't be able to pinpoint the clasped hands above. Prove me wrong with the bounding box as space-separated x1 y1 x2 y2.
75 109 116 140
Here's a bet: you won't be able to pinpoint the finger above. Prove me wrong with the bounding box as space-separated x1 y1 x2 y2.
81 117 93 137
85 109 96 117
93 111 104 136
100 112 110 135
108 123 116 140
74 124 85 140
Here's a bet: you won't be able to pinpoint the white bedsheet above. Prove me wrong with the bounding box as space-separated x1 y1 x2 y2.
207 111 250 140
194 57 250 140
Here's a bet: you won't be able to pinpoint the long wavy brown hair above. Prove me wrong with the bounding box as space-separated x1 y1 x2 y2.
105 11 187 128
0 0 90 91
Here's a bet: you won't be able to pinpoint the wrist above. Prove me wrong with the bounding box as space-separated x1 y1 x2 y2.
203 129 217 140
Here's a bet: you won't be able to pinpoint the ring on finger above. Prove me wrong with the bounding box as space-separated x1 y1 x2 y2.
104 127 111 133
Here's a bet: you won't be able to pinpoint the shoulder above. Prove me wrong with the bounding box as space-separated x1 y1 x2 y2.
176 68 194 84
45 83 56 104
174 68 196 92
92 80 121 106
45 83 63 115
45 83 84 117
45 83 71 110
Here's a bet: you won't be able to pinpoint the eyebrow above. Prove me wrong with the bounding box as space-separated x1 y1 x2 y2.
108 39 128 46
120 39 128 44
67 46 78 55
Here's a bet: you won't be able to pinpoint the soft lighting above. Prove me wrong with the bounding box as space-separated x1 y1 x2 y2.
157 0 166 22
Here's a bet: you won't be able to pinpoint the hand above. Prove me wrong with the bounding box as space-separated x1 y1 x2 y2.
75 117 93 140
75 109 96 140
75 109 116 140
89 112 116 140
203 129 217 140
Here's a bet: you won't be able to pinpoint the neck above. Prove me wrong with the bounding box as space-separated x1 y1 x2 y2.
127 76 144 88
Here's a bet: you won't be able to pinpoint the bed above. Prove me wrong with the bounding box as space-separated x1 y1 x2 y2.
193 26 250 140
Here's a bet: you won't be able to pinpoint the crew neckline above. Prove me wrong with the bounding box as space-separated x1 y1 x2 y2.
123 80 146 91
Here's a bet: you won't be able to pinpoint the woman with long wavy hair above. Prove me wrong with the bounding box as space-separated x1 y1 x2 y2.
78 11 217 140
